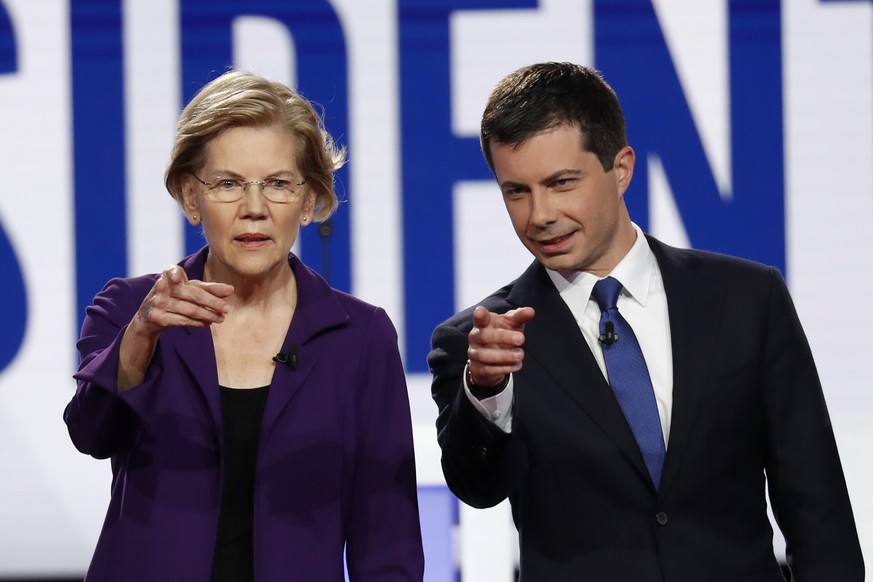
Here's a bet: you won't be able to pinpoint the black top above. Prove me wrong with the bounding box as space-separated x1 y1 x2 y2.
211 385 270 582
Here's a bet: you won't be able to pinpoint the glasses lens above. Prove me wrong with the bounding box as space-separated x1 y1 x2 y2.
262 180 303 203
205 179 243 202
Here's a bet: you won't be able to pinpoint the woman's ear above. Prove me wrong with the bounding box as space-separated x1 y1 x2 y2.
300 191 317 226
180 176 201 226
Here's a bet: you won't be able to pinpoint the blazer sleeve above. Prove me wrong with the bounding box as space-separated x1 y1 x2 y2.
64 276 164 459
428 309 524 509
760 267 864 580
345 308 424 581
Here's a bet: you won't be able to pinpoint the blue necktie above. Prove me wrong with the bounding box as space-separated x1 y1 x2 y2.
591 276 666 488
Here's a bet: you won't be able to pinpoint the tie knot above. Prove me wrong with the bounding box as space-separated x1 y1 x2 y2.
591 276 623 311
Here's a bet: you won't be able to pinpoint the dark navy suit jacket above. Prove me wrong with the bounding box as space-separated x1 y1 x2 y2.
429 236 863 581
66 247 424 581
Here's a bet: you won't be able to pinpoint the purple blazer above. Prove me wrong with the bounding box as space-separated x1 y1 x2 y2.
65 248 424 581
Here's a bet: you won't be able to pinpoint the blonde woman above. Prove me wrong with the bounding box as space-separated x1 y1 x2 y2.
66 70 424 582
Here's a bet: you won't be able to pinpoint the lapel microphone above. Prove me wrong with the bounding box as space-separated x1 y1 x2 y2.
272 345 299 368
598 321 619 346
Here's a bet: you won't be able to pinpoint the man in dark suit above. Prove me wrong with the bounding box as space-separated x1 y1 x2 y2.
428 62 863 581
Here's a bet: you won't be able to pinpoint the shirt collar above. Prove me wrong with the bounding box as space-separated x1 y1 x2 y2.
545 223 657 308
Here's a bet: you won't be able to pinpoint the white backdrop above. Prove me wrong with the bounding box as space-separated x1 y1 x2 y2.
0 0 870 579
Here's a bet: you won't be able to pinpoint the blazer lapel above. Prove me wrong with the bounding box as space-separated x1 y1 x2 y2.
507 261 655 489
258 256 349 441
170 325 223 436
168 248 223 435
647 237 726 496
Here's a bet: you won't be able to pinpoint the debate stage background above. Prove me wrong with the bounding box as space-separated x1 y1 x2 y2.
0 0 871 579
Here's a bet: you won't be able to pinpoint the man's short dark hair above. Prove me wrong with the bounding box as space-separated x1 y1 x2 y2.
480 62 627 172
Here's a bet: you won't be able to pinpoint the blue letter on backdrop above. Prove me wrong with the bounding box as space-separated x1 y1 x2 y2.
0 1 13 68
179 0 351 291
0 0 26 372
71 0 128 332
595 0 785 271
398 0 537 371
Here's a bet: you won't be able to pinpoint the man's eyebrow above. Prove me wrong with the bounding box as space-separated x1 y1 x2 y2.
499 169 584 190
541 169 583 184
498 179 528 190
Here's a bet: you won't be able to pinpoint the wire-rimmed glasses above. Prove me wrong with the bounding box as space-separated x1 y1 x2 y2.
191 173 306 204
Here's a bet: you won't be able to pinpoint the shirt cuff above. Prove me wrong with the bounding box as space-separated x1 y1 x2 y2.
463 364 514 433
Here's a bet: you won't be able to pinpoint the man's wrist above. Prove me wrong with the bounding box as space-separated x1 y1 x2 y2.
466 362 509 399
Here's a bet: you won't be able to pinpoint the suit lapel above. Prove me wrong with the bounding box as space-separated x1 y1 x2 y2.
507 261 655 488
647 237 725 496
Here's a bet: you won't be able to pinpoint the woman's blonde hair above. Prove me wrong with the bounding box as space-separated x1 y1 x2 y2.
164 70 346 222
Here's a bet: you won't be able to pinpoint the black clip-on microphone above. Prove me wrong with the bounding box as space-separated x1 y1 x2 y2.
598 321 618 346
272 345 299 368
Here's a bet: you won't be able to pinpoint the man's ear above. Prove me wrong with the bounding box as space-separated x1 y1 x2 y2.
613 146 635 197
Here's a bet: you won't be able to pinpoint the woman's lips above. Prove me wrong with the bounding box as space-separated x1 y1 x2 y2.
235 233 270 249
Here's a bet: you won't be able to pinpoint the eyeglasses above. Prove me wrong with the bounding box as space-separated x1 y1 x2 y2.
191 173 307 204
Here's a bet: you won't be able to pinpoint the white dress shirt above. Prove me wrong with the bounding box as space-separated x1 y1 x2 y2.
465 224 674 445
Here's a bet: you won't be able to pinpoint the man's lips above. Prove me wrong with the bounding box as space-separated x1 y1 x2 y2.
532 232 573 253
